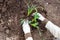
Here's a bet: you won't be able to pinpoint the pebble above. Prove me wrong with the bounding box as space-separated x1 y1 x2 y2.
56 7 57 9
5 29 10 34
0 19 4 24
6 35 19 40
46 2 48 5
8 19 13 22
6 37 11 40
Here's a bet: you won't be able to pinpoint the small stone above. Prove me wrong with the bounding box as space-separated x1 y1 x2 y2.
5 29 10 34
8 22 10 25
56 7 57 9
3 26 7 29
6 37 11 40
8 19 13 22
6 35 19 40
11 35 19 40
46 2 48 5
9 20 12 22
0 20 4 24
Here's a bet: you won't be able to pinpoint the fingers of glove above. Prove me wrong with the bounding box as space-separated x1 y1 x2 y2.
22 20 31 34
32 13 45 21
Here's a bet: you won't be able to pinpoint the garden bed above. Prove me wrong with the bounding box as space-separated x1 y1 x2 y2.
0 0 60 40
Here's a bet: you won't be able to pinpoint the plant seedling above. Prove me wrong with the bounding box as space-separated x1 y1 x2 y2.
29 12 39 28
28 6 39 28
20 5 43 38
20 19 25 25
28 5 36 16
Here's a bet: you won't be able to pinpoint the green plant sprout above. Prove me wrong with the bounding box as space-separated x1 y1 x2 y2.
28 5 42 36
20 5 44 39
28 5 36 16
28 6 46 40
29 12 39 28
28 5 39 28
20 19 25 25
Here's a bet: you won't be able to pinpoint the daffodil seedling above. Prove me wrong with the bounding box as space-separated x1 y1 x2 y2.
20 5 42 39
28 5 36 16
28 5 42 36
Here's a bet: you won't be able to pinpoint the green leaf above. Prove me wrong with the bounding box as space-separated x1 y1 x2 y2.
33 12 39 22
28 5 36 16
28 21 32 24
20 19 24 25
31 22 38 28
34 12 39 19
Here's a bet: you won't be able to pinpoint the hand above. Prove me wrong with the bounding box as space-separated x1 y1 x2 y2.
32 13 45 21
22 20 31 34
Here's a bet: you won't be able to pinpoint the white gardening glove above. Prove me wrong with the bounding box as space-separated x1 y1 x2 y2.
22 20 33 40
22 20 31 34
32 13 45 21
32 13 60 39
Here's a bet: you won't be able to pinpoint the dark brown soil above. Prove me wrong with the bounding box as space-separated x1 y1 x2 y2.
0 0 60 40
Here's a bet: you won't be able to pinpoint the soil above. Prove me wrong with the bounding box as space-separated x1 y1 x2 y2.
0 0 60 40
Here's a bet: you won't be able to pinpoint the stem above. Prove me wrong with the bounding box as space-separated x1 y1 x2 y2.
37 27 45 40
37 27 42 36
35 8 38 12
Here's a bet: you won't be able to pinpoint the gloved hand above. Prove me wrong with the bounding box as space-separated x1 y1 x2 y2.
32 13 60 39
22 20 33 40
32 13 45 21
22 20 31 34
